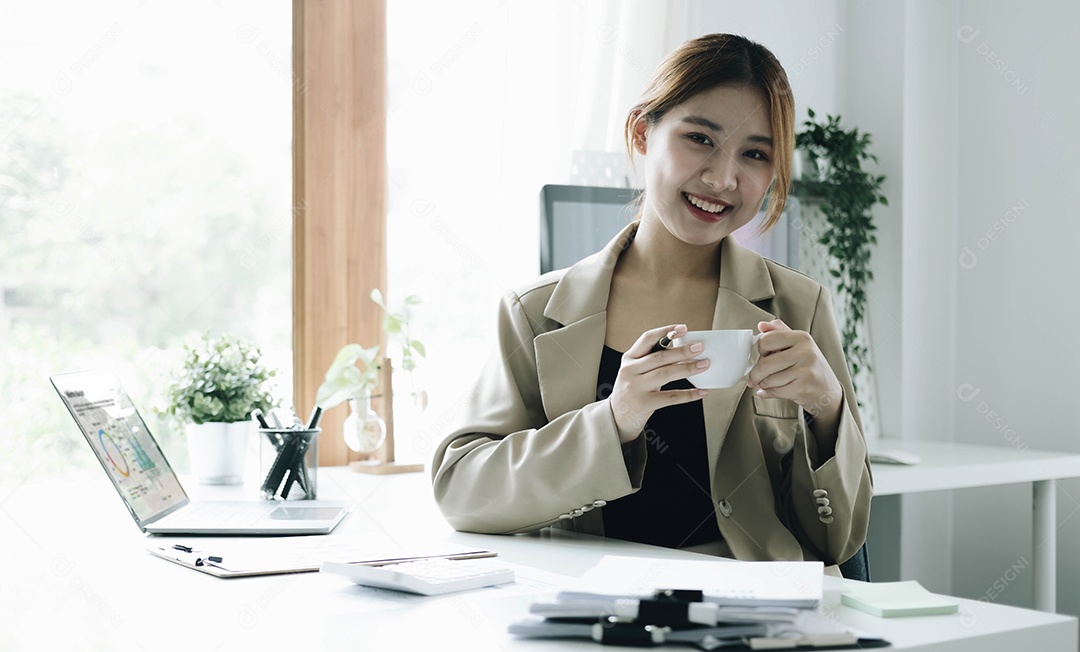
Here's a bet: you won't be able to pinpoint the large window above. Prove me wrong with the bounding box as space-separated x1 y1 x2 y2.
0 1 292 482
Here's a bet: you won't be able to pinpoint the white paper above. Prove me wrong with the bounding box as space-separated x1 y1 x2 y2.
574 555 824 606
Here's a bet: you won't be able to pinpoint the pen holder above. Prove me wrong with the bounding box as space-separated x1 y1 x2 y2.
259 428 319 500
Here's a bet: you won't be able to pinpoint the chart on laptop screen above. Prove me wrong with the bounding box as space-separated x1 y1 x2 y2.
53 372 186 521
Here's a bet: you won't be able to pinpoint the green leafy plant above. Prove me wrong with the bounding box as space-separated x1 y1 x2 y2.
315 343 382 409
370 289 426 373
161 332 278 425
794 108 887 383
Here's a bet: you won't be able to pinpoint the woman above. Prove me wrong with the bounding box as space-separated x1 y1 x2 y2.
431 33 872 569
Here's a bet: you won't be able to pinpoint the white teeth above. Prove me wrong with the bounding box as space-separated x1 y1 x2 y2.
685 193 727 214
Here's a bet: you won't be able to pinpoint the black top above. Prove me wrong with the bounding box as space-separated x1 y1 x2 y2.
597 345 723 549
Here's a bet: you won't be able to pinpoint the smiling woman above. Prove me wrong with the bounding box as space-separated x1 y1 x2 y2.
430 33 872 572
628 85 777 248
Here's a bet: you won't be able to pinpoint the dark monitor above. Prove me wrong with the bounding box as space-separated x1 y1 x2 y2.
539 183 797 274
539 184 642 274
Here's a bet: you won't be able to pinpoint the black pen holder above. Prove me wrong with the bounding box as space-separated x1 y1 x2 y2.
259 428 319 500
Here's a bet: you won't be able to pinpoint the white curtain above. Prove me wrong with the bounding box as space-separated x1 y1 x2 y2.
570 1 700 156
386 1 699 460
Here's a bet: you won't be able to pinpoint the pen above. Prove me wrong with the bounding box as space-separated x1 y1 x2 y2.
173 544 193 553
252 408 270 429
650 331 676 354
306 405 323 430
279 433 316 499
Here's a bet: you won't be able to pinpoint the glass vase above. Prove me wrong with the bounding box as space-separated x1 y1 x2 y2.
395 367 429 416
343 395 386 454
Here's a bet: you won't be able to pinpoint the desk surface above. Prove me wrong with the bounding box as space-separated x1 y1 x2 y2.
869 439 1080 495
0 466 1075 651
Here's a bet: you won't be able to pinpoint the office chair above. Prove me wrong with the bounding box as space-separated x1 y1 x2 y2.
839 543 871 582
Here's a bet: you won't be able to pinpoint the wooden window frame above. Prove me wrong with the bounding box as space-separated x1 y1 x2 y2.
292 0 387 466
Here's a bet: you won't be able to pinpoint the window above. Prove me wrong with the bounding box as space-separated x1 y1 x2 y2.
0 1 292 482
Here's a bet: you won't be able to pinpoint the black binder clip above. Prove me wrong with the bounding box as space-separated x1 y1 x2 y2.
594 621 670 647
652 589 704 603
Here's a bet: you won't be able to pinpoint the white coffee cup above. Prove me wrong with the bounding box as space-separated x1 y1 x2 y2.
672 329 762 389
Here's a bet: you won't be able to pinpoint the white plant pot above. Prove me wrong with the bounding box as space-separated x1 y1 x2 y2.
185 421 252 485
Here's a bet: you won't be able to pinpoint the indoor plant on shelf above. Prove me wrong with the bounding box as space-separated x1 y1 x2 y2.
793 108 887 405
316 343 386 454
160 332 278 485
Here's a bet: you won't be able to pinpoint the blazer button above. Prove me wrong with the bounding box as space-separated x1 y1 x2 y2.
571 509 584 517
817 505 833 516
581 504 594 512
813 489 828 498
558 513 573 520
592 500 607 507
819 515 835 524
816 497 830 508
718 499 733 518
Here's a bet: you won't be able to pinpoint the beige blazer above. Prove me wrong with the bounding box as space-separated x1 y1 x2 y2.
431 222 872 564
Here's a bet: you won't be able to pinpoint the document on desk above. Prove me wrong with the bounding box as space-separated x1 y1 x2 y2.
570 555 824 608
146 535 496 578
510 556 889 649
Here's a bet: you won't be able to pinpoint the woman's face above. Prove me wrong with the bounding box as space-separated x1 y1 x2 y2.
635 84 775 247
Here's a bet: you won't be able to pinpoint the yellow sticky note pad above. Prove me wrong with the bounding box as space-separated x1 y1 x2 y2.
841 580 959 618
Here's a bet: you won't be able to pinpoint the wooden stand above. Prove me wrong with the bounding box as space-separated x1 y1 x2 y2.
350 358 425 475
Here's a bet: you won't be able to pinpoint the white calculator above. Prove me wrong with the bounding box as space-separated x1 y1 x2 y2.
321 557 515 596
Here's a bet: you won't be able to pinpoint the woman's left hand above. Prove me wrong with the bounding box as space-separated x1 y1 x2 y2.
748 319 843 428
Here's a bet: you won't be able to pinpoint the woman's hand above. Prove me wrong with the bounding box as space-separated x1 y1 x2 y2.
608 324 710 444
748 319 844 439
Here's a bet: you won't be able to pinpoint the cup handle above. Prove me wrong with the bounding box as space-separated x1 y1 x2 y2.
744 332 764 377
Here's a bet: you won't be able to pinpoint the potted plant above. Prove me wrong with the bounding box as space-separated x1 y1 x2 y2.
370 288 428 414
160 332 278 484
316 343 386 453
793 109 887 402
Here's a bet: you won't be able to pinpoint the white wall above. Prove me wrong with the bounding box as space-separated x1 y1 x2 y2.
700 1 843 125
950 0 1080 615
898 0 964 594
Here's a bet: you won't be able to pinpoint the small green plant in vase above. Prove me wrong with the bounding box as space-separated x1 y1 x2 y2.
160 332 278 484
370 289 428 413
316 343 386 453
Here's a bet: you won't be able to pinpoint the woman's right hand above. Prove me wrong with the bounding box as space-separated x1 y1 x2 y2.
608 324 711 444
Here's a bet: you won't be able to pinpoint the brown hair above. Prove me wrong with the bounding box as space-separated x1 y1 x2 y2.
624 33 794 230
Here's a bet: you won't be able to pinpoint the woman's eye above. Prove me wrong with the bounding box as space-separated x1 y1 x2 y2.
745 150 770 162
686 133 713 147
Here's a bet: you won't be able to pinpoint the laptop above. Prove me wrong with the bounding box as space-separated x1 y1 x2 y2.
51 370 348 535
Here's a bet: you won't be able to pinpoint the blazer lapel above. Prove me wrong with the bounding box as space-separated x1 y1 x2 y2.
535 222 637 421
534 313 606 420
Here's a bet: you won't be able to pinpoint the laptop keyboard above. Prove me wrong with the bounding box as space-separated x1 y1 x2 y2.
168 501 276 528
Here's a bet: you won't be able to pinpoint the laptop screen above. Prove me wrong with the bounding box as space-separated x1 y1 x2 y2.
51 371 188 524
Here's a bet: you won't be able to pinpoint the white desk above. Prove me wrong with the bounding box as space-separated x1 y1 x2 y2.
0 467 1075 651
869 439 1080 612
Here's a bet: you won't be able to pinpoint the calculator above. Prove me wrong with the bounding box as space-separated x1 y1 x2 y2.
321 557 515 596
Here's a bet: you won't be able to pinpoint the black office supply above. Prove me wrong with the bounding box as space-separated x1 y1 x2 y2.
260 427 319 500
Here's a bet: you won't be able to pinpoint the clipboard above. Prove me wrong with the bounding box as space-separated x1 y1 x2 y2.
146 539 498 578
